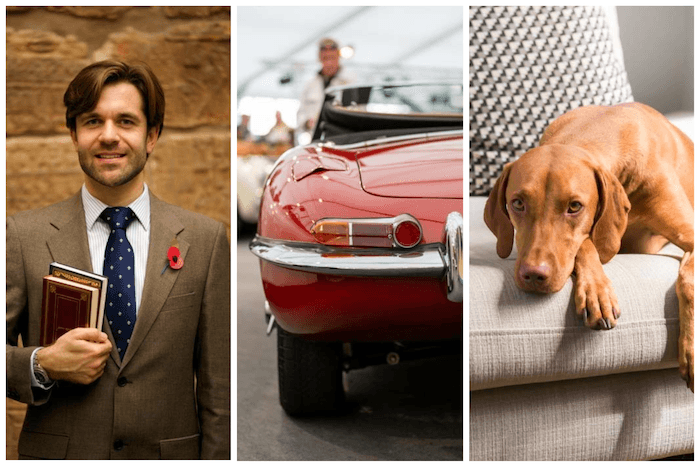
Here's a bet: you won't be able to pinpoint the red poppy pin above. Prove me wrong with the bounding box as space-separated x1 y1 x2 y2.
162 237 184 274
168 246 184 269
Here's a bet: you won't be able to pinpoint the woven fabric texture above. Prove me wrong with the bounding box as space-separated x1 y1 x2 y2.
469 6 633 195
470 369 694 461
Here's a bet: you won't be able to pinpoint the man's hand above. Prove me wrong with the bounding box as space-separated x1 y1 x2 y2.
37 328 112 385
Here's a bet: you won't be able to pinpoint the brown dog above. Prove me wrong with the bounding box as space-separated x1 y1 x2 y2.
484 102 694 391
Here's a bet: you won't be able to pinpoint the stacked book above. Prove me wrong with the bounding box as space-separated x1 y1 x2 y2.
40 263 108 346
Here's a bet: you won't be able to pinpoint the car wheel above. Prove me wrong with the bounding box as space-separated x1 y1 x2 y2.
277 327 345 416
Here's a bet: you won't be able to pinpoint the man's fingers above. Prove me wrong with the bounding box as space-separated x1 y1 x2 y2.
61 327 108 343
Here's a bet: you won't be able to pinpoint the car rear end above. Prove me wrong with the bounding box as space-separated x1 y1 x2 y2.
249 83 463 415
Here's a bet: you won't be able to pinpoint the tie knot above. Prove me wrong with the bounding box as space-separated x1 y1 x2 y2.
100 207 136 231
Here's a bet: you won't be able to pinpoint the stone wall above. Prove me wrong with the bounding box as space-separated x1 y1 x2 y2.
6 6 231 460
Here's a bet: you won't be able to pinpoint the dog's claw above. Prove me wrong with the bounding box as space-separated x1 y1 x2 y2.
595 317 613 330
583 309 588 324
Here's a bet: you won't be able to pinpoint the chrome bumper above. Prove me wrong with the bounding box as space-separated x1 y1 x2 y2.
250 212 463 302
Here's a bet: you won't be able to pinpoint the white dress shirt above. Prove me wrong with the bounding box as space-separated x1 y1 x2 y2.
81 184 151 314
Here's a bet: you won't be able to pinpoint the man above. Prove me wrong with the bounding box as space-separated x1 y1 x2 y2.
264 111 292 145
296 37 355 141
6 60 230 459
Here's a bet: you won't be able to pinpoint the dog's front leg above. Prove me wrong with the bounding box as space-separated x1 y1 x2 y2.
573 238 620 330
677 250 694 392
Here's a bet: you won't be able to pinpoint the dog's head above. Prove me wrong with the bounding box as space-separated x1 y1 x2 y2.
484 145 630 293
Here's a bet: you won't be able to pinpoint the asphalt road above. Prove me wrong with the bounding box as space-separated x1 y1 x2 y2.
236 230 463 461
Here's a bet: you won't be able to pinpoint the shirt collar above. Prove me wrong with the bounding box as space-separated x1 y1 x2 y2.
82 184 151 232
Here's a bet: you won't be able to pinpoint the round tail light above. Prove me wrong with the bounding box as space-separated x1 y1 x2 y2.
393 218 422 248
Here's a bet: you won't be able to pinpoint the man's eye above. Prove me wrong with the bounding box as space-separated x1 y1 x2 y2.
511 199 525 212
568 201 583 213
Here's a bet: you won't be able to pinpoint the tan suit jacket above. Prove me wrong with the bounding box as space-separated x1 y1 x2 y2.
6 191 230 459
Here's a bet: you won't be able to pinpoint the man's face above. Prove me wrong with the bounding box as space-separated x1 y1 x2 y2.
71 81 158 190
319 48 340 77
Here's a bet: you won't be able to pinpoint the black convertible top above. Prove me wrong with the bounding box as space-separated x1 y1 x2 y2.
311 85 463 145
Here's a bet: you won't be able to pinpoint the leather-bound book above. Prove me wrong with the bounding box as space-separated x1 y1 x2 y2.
40 276 101 346
48 262 107 333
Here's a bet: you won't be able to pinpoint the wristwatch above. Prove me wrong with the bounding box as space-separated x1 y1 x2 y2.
33 350 52 386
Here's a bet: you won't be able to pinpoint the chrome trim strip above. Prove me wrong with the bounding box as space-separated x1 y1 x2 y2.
250 236 446 278
324 81 463 95
317 129 463 151
444 212 463 303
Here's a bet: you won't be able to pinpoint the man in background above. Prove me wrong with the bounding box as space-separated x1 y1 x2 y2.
296 37 355 141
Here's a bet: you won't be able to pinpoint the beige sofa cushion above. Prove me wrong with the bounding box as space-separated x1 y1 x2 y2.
470 368 693 460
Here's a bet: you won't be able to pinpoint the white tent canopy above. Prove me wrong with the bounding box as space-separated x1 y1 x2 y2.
237 6 463 103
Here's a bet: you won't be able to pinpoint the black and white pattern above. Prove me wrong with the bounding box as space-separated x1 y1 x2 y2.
469 6 634 195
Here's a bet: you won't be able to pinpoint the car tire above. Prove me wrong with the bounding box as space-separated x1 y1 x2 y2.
277 327 345 416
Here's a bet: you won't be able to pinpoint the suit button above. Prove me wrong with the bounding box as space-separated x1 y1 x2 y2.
117 377 128 387
114 440 124 451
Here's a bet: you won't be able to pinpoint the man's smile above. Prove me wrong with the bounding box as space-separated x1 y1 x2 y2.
95 153 126 159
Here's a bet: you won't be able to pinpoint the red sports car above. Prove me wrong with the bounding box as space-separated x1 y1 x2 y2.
250 83 463 415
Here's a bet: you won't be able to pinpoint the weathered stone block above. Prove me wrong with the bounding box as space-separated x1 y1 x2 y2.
7 28 87 58
7 28 90 136
94 22 230 129
163 6 229 19
146 131 231 234
7 136 81 215
6 399 26 460
7 172 85 217
6 6 33 14
45 6 133 21
6 135 79 175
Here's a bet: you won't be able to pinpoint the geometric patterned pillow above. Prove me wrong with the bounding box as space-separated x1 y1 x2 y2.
469 6 634 195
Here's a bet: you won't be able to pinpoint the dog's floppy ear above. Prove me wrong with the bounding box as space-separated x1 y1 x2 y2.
484 163 514 258
591 167 630 263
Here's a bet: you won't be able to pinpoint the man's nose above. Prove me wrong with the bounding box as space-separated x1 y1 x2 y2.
99 121 119 144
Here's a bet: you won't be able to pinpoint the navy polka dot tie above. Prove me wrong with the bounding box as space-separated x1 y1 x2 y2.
100 207 137 360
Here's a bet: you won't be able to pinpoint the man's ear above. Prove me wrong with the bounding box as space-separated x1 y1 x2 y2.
146 126 160 156
70 128 79 150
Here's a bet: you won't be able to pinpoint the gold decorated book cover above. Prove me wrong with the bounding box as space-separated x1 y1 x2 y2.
40 275 101 346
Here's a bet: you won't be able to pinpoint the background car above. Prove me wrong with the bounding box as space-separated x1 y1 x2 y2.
250 82 463 415
237 143 286 234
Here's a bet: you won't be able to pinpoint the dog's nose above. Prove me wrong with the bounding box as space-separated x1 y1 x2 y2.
518 263 552 289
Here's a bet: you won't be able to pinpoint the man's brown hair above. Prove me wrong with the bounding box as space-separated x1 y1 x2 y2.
64 60 165 137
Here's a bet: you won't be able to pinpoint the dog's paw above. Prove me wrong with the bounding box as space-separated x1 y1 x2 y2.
679 331 694 392
574 270 620 330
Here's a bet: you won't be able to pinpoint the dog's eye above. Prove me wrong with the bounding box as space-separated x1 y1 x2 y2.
568 201 583 213
511 199 525 212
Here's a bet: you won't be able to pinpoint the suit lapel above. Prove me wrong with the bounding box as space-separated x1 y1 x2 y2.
46 193 93 273
121 193 189 368
44 193 123 360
